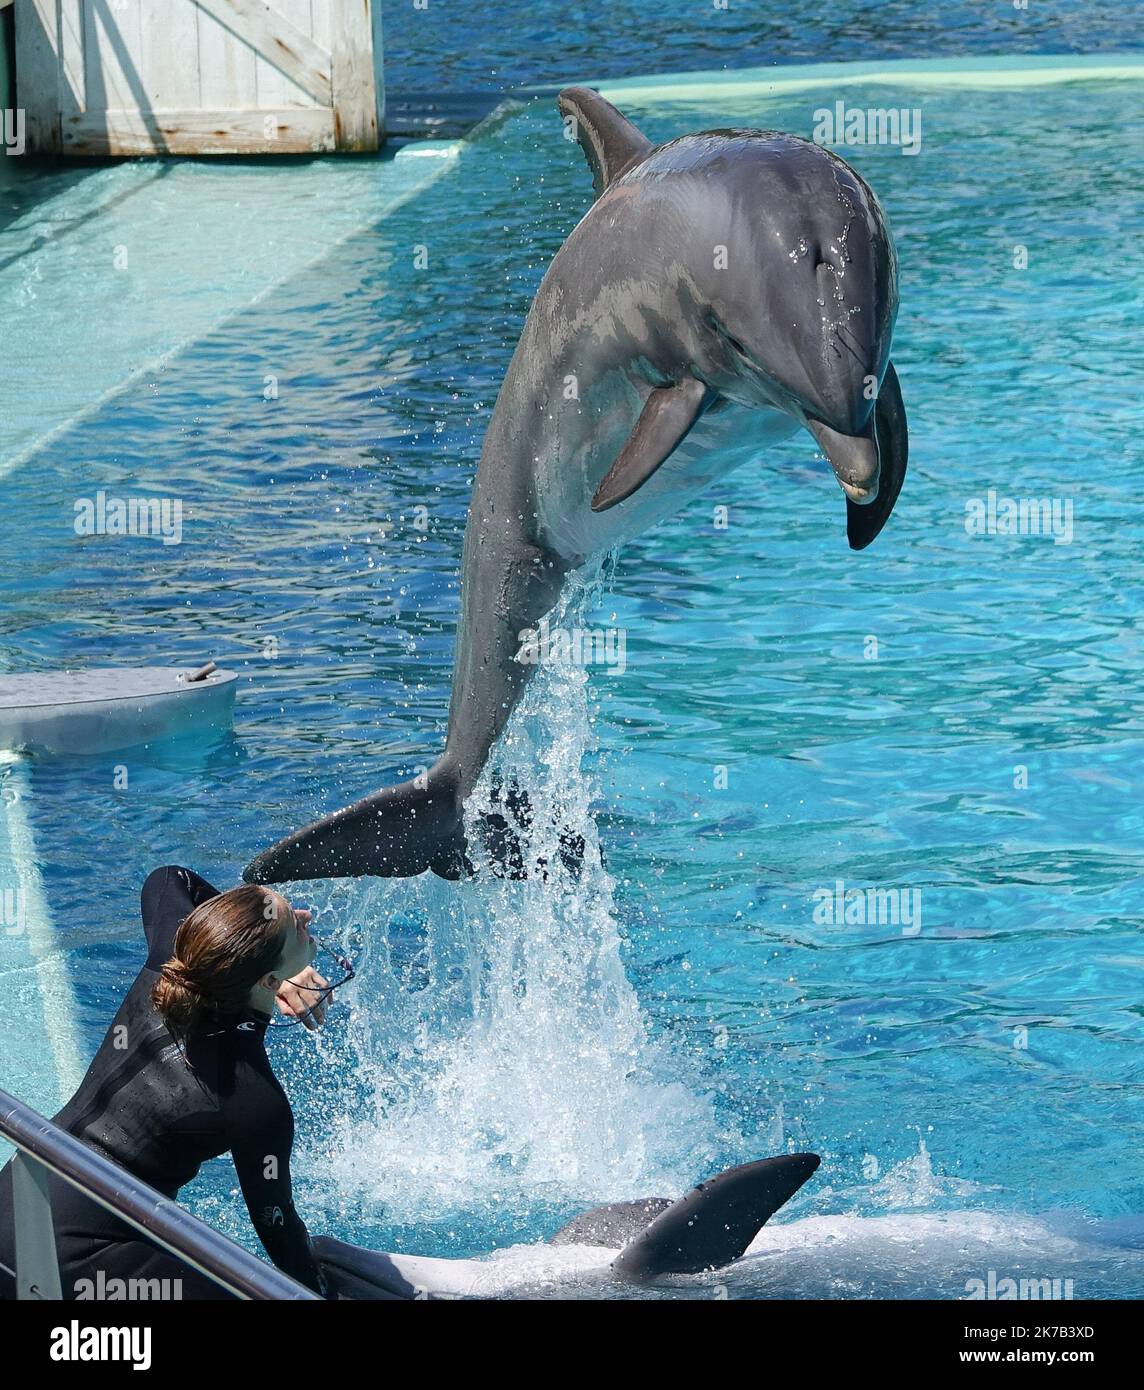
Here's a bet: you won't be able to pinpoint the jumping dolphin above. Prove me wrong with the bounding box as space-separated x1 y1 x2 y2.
314 1153 820 1299
245 89 907 885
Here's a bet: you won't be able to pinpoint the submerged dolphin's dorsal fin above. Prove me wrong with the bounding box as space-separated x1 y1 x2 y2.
557 87 653 198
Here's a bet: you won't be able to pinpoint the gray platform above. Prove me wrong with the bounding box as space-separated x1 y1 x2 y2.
0 666 237 755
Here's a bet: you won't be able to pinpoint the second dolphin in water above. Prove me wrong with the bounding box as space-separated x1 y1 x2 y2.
315 1153 820 1299
246 88 908 884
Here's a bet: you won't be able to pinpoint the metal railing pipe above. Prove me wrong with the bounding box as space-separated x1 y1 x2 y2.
1 1088 320 1300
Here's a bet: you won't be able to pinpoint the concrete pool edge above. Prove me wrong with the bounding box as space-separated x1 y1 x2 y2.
529 53 1144 104
0 137 473 481
0 754 85 1126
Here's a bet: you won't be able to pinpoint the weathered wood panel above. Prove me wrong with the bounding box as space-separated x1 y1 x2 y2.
84 0 144 117
330 0 378 150
62 106 337 156
140 0 201 110
14 1 63 152
16 0 381 156
196 0 331 105
57 0 87 122
249 0 313 109
197 0 258 115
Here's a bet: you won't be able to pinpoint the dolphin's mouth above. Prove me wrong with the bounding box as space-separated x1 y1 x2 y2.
838 477 874 503
806 413 881 506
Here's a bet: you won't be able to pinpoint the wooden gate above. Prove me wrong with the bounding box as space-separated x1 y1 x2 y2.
16 0 384 155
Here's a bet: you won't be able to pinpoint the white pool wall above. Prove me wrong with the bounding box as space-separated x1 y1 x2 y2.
588 53 1144 104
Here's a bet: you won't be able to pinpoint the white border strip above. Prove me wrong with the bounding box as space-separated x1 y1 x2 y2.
586 53 1144 104
1 754 85 1103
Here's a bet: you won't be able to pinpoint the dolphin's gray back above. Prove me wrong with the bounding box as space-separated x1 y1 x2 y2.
548 1197 672 1248
315 1154 821 1298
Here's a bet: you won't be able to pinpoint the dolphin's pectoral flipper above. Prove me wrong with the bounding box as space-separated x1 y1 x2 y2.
591 375 712 513
610 1153 821 1280
242 755 466 884
556 86 653 198
847 361 907 551
313 1236 487 1301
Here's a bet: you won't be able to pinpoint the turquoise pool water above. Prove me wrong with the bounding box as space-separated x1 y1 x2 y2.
382 2 1136 90
2 69 1143 1298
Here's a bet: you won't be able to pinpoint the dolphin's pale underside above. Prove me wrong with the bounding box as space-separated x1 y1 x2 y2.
314 1153 820 1299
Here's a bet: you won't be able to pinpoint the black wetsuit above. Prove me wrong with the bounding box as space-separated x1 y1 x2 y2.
0 866 328 1299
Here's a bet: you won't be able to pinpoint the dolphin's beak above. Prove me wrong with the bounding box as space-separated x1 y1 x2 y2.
805 362 909 551
806 414 880 505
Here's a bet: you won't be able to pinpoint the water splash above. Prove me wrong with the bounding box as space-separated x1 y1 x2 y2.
296 570 727 1223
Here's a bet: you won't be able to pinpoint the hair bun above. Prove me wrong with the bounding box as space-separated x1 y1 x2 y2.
153 884 286 1042
160 959 202 994
153 955 212 1039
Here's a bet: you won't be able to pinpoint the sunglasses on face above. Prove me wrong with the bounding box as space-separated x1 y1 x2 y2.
267 933 357 1030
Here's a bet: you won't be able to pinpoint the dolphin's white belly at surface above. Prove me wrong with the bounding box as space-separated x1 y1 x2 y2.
534 396 803 565
314 1153 823 1298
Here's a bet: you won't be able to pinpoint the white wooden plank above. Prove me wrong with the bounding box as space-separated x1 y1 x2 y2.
195 0 330 105
84 0 144 117
14 0 61 152
309 0 332 52
57 1 87 120
370 0 384 133
197 0 258 112
62 105 336 155
330 0 378 151
254 0 314 109
140 0 201 109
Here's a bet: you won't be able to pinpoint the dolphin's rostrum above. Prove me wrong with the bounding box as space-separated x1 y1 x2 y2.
245 88 908 885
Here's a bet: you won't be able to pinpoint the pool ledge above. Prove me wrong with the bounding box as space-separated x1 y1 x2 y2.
0 754 85 1133
0 140 466 480
553 53 1144 104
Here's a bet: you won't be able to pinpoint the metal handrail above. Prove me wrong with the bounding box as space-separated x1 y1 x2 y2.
1 1087 321 1300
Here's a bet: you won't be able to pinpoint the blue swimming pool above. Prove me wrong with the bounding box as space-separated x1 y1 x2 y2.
2 61 1142 1298
380 1 1136 90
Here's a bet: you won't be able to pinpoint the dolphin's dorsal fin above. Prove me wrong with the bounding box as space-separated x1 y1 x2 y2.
557 87 653 199
612 1153 821 1280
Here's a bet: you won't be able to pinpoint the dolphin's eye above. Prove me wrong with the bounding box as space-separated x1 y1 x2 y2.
726 334 747 356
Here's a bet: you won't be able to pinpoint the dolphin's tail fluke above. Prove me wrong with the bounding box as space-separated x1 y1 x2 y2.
609 1153 820 1280
243 756 467 884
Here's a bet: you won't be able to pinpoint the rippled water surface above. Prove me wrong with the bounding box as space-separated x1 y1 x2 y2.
381 2 1138 90
2 75 1143 1297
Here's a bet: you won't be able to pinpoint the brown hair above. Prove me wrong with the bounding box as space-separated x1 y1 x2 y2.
152 886 288 1042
